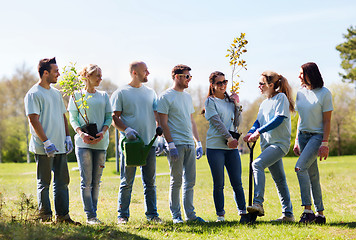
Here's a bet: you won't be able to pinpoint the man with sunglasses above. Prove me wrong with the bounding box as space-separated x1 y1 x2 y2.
157 64 205 224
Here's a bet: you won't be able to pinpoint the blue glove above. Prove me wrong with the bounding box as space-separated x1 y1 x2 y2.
155 137 165 156
168 142 179 162
65 136 73 155
43 140 58 158
125 127 138 140
196 141 203 159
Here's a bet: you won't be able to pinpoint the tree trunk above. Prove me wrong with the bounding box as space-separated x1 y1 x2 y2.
337 123 342 156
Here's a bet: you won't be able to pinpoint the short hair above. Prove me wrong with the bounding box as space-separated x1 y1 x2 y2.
38 57 57 78
301 62 324 89
129 61 145 74
171 64 191 80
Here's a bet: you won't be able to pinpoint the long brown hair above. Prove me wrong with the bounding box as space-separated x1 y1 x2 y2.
261 70 295 112
301 62 324 89
201 71 232 114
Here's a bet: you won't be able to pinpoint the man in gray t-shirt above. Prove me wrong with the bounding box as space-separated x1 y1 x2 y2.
157 64 204 223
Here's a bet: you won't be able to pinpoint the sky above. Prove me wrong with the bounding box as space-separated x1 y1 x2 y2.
0 0 355 102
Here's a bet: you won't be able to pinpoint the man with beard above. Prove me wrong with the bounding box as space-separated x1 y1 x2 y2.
157 64 204 224
111 61 162 224
24 57 79 224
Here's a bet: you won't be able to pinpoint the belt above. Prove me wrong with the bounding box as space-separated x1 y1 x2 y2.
299 131 319 135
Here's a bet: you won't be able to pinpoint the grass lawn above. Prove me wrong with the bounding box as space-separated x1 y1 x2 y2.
0 151 355 239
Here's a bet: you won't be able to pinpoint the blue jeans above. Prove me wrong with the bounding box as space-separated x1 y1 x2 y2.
207 148 246 216
76 148 106 219
168 144 197 220
118 147 158 219
35 154 70 219
252 145 293 217
295 132 324 212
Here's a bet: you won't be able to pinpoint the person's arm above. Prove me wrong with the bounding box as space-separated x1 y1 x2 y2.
158 113 173 143
293 116 301 156
191 114 200 143
63 114 70 136
28 114 48 142
318 111 332 161
112 111 127 132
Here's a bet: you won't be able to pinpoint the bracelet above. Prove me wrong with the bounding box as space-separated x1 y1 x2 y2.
321 141 328 147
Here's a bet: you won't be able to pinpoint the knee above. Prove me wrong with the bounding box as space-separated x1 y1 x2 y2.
252 161 263 171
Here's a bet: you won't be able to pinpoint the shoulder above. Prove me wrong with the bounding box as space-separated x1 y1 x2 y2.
276 92 288 101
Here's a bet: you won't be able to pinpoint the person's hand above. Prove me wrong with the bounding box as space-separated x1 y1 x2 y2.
318 142 329 161
155 136 165 156
293 142 300 156
243 133 252 142
91 131 104 144
248 130 260 142
227 137 238 149
80 132 95 144
125 127 138 140
230 92 240 106
43 139 58 157
168 142 179 162
65 136 73 154
196 141 203 159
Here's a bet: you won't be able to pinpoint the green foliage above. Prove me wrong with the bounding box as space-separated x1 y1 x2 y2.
58 63 91 125
226 33 248 93
336 25 356 83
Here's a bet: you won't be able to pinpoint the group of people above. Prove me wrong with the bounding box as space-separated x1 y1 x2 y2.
24 57 332 226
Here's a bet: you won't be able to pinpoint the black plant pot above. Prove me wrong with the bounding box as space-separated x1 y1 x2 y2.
81 123 99 138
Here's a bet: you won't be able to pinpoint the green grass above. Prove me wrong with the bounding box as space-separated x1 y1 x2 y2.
0 152 355 239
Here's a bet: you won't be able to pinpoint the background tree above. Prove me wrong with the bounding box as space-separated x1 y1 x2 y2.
329 83 356 156
0 65 37 163
336 25 356 83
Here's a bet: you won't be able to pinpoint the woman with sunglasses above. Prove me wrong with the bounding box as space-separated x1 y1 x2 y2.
243 70 295 222
293 62 332 224
203 71 249 223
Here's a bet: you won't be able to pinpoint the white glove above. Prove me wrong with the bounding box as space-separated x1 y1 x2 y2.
124 127 138 140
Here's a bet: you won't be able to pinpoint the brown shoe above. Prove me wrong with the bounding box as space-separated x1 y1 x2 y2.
56 217 81 225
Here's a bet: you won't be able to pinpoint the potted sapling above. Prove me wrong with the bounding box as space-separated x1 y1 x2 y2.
58 63 98 138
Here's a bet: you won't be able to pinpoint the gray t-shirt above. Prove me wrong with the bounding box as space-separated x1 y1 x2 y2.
24 84 67 154
157 88 195 145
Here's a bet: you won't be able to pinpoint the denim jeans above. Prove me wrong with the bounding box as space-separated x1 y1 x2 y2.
206 148 246 216
118 147 158 219
168 144 196 220
252 145 293 217
35 154 70 219
295 132 324 212
76 148 106 219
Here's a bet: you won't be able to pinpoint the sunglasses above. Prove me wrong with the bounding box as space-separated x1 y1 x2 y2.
215 80 228 86
177 74 192 79
259 82 266 86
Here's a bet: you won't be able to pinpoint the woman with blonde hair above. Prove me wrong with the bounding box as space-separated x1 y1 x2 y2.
243 70 295 222
68 64 112 225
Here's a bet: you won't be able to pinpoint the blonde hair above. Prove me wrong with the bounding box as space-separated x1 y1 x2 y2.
80 64 101 79
261 70 295 112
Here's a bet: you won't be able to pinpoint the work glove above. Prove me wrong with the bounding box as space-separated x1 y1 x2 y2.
168 142 179 162
65 136 73 154
155 136 166 156
124 127 138 140
43 139 58 158
196 141 203 159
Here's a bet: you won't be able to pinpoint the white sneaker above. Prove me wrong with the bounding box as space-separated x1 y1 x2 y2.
247 203 265 216
86 217 102 225
271 215 295 222
173 217 184 224
117 217 128 224
216 215 225 222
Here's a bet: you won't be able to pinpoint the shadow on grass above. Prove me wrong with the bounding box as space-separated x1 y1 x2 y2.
0 222 149 240
328 222 356 228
